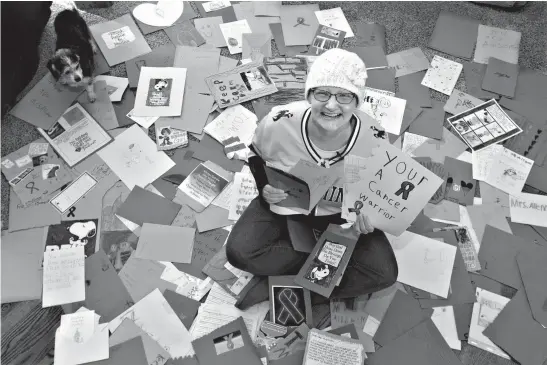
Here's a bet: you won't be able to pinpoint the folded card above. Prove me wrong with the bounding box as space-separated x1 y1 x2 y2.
308 24 346 56
474 24 521 65
481 57 519 98
133 67 187 117
135 223 195 263
421 55 462 96
194 16 226 47
219 19 252 54
314 7 354 38
427 10 480 60
510 193 547 228
116 185 182 226
387 47 429 78
279 4 320 46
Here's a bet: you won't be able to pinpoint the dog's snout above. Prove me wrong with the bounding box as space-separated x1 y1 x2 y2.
88 229 96 237
74 76 81 82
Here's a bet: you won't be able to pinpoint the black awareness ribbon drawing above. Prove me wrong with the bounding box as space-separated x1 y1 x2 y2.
67 206 76 218
294 17 310 27
348 200 363 215
26 181 39 194
277 288 305 325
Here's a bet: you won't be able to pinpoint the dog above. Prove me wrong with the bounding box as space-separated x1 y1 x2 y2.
47 8 98 102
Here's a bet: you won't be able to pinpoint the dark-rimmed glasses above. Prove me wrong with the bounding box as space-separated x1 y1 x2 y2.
312 89 355 104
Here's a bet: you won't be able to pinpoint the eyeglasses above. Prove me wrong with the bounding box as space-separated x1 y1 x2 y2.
312 89 355 104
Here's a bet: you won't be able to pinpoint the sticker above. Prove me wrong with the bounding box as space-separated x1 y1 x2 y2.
146 79 172 106
42 164 61 180
15 155 32 168
202 0 231 12
101 26 136 50
50 172 97 213
9 167 33 186
1 159 15 169
213 330 244 355
230 272 254 295
28 143 49 157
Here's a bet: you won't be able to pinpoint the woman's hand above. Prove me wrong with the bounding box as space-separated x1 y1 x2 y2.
262 184 288 204
351 212 375 235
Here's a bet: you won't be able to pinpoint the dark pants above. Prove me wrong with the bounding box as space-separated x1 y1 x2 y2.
226 197 398 299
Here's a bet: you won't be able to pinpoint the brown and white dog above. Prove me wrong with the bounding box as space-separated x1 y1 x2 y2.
47 8 97 102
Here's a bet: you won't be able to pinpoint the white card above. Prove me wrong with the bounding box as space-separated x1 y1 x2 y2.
94 76 129 102
314 7 354 38
485 146 533 195
29 142 49 157
204 105 258 146
42 246 85 308
359 88 407 135
109 289 194 359
471 144 503 181
127 108 159 129
386 47 430 78
54 323 109 365
203 0 231 12
133 67 187 117
385 231 456 298
421 55 463 96
97 125 175 190
228 172 258 220
219 19 252 54
101 26 136 50
59 310 97 344
431 306 461 350
474 25 521 65
50 172 97 214
509 193 547 228
444 89 483 116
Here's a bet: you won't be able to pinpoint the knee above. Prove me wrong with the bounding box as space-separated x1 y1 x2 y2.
373 231 399 286
225 229 251 272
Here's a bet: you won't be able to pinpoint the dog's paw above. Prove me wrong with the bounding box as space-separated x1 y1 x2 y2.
91 41 99 54
88 92 96 103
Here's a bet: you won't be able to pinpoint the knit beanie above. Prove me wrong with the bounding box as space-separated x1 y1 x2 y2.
305 48 368 107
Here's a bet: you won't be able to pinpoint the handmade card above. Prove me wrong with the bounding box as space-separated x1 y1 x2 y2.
204 105 257 146
279 4 320 46
38 103 112 167
242 33 272 61
386 47 430 78
116 185 181 226
197 0 237 23
157 93 214 134
118 256 176 303
510 193 547 228
408 100 445 140
503 110 547 166
218 19 252 54
233 2 279 38
427 10 480 60
174 46 221 96
54 321 109 365
485 147 533 195
50 172 97 214
194 16 226 47
205 61 278 108
9 73 84 129
308 25 346 56
45 219 99 262
163 289 201 329
90 14 151 66
447 99 523 151
228 171 258 221
269 276 313 329
93 76 128 102
135 223 195 263
474 24 521 64
155 122 188 151
43 246 85 307
350 46 394 92
517 247 547 328
462 62 500 100
133 67 186 117
421 55 462 96
269 23 309 57
359 88 406 135
125 44 176 88
164 20 206 47
314 7 354 38
303 329 365 365
444 89 482 116
342 144 443 236
177 161 232 213
294 224 358 298
265 160 339 215
396 71 432 108
443 156 476 206
97 125 175 190
355 23 386 51
386 231 457 298
254 1 282 17
481 57 519 98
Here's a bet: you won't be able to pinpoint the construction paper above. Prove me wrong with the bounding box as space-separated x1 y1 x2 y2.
474 24 521 64
314 7 354 38
503 110 547 167
135 223 195 263
269 23 308 57
269 276 313 328
44 218 99 261
157 92 214 134
163 289 201 329
192 317 262 365
482 57 519 98
54 322 110 365
359 88 406 135
483 290 547 365
373 290 433 346
427 10 480 59
90 14 151 66
94 48 111 75
192 135 245 173
196 1 237 23
308 24 346 56
423 199 459 222
343 142 443 236
125 44 176 88
386 231 457 298
133 1 197 35
116 185 181 226
286 216 316 253
462 61 500 100
97 125 176 190
279 4 320 46
368 319 462 365
172 45 220 91
349 46 394 92
430 306 461 350
242 33 272 61
91 77 126 104
42 246 85 308
412 128 467 164
485 146 533 195
75 79 118 132
233 2 279 37
387 47 429 78
408 100 445 140
112 89 137 126
109 319 170 365
466 203 512 242
133 66 186 117
443 156 476 206
254 1 281 17
194 16 226 47
516 246 547 328
195 204 234 232
0 228 46 303
354 22 386 52
421 55 462 96
396 71 432 108
9 73 84 129
219 19 252 54
8 186 61 232
152 149 202 200
510 193 547 228
478 225 537 289
173 228 228 280
303 329 365 365
509 221 547 247
228 171 258 220
164 20 206 47
444 89 483 116
399 101 423 133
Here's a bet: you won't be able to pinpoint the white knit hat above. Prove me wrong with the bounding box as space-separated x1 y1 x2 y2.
305 48 368 107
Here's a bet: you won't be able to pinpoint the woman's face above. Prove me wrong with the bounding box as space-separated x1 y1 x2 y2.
308 86 357 133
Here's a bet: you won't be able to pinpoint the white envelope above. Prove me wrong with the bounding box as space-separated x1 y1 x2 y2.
54 323 109 365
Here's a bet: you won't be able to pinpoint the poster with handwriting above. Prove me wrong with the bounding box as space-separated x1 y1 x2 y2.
342 144 443 236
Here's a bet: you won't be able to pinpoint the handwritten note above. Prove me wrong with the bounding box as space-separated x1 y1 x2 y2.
485 146 533 195
509 192 547 228
386 47 430 78
444 89 483 116
421 55 462 96
303 329 365 365
229 172 258 220
474 25 521 65
42 246 85 308
471 144 503 181
204 105 258 146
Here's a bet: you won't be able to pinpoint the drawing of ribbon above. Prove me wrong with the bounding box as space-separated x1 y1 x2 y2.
26 181 39 194
348 200 363 215
294 17 310 27
67 206 76 218
225 334 234 349
277 288 305 325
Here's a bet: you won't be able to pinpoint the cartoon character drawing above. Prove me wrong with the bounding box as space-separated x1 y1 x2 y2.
159 127 173 146
370 126 386 139
123 143 142 168
68 220 97 245
154 79 169 91
307 264 331 283
272 110 293 122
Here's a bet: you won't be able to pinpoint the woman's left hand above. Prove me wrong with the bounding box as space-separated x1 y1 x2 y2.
352 212 375 235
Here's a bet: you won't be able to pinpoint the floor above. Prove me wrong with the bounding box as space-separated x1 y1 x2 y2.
2 1 546 364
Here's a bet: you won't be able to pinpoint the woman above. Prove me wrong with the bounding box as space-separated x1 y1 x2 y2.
226 49 398 309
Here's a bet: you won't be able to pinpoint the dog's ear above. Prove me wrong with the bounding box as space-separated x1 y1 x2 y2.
47 59 60 80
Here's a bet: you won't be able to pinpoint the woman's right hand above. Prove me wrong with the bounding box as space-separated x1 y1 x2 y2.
262 184 288 204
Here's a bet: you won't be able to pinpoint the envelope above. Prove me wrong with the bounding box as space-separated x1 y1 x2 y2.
54 323 109 365
163 289 201 329
242 33 272 61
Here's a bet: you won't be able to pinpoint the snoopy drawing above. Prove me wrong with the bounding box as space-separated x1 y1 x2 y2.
308 264 330 283
68 221 97 246
154 79 169 91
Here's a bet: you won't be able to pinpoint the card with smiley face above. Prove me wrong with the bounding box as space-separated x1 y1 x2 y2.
443 157 476 206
